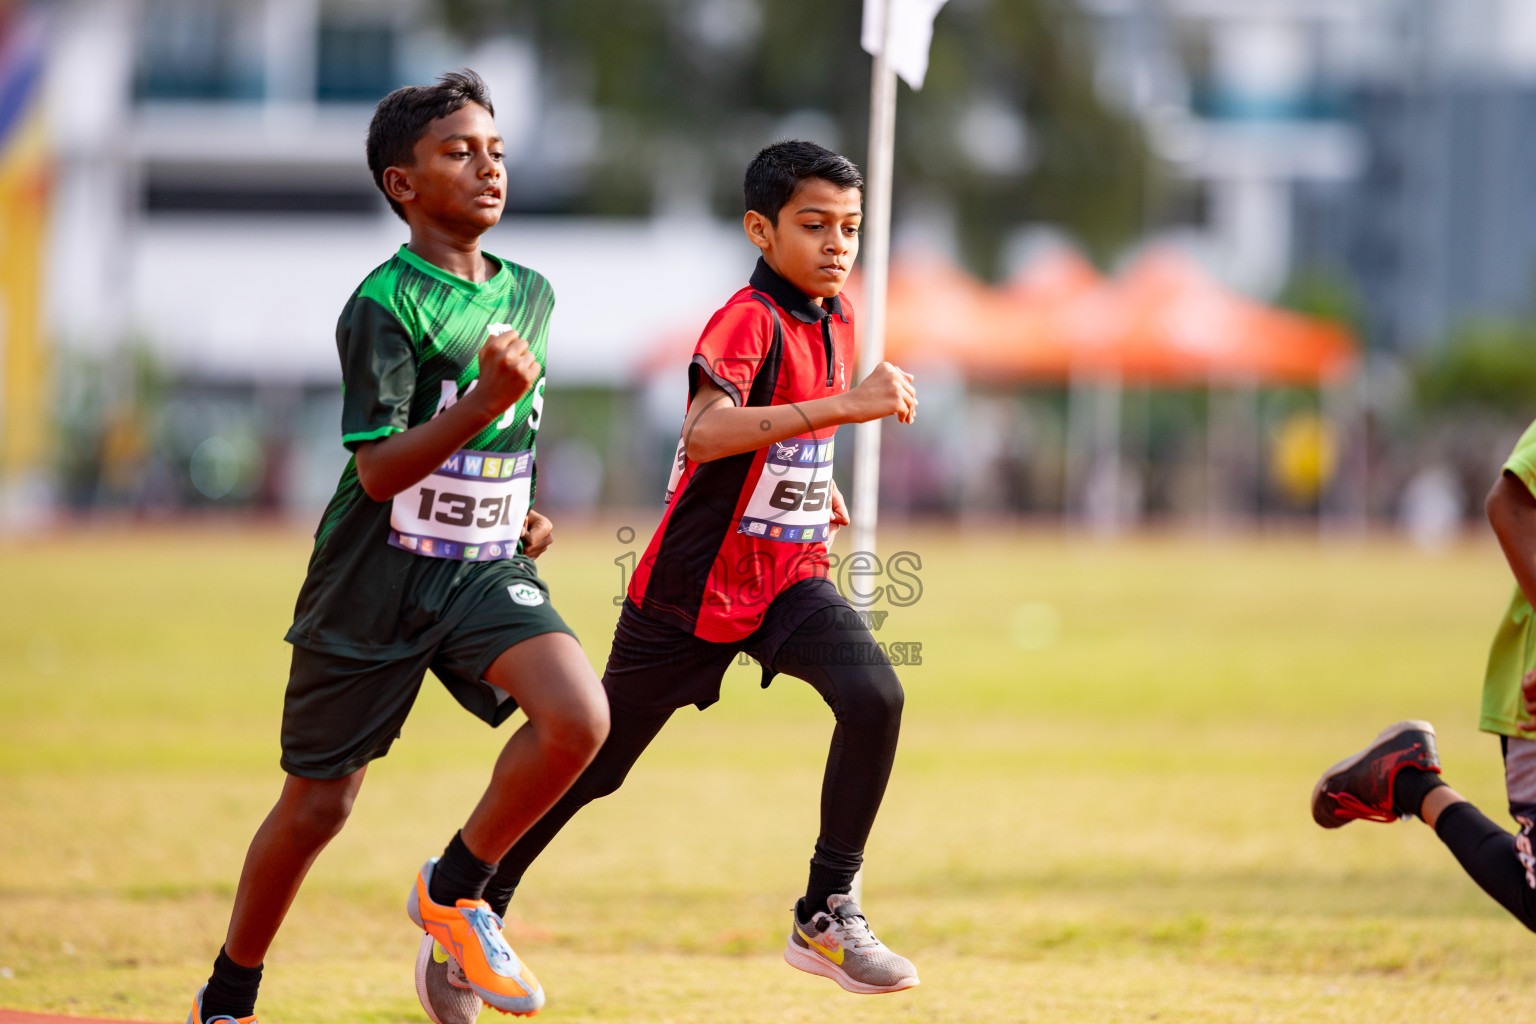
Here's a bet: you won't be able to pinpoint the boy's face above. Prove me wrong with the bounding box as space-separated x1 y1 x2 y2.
745 178 862 302
386 102 505 234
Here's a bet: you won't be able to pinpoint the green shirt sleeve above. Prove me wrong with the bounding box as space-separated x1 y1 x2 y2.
337 294 416 451
1504 419 1536 499
1480 417 1536 736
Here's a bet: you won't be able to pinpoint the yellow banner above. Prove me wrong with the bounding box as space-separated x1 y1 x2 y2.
0 107 47 484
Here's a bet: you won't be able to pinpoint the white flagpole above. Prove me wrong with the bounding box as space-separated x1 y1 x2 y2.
851 0 897 569
848 0 898 910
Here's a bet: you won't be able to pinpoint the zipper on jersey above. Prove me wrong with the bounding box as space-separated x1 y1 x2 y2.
821 317 834 387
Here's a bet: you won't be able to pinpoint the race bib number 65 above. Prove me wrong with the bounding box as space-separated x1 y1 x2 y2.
739 434 834 543
389 448 532 561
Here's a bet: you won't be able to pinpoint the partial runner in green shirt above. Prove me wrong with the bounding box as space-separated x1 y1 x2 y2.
1310 414 1536 937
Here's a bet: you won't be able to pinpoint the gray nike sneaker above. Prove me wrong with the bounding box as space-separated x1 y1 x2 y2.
414 934 483 1024
783 894 920 994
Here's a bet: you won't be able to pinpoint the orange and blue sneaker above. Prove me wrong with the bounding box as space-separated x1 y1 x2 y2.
415 933 483 1024
783 894 920 994
186 984 258 1024
1312 720 1441 827
407 858 544 1017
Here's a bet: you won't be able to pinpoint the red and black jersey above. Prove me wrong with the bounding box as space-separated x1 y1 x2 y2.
629 257 855 642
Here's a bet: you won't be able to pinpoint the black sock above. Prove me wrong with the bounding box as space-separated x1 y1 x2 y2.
482 877 518 919
1434 800 1536 931
803 860 856 920
1392 766 1447 818
200 946 262 1023
429 831 498 907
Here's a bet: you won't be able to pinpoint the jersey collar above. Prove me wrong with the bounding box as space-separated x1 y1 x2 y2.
395 244 508 293
749 257 849 325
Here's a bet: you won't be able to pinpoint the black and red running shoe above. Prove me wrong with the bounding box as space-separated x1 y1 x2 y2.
1311 720 1441 828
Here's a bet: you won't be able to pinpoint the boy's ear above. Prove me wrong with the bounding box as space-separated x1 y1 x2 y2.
743 209 774 253
382 165 416 209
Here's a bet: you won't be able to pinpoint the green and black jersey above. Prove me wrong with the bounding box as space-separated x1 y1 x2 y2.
286 245 554 660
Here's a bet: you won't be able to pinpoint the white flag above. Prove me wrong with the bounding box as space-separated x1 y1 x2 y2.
862 0 950 90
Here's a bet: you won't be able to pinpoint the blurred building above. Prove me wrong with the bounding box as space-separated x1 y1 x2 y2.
47 0 743 382
1292 1 1536 352
1084 0 1536 352
1082 0 1366 300
43 0 753 514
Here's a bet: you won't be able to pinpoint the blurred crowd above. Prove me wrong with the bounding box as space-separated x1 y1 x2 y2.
15 0 1536 539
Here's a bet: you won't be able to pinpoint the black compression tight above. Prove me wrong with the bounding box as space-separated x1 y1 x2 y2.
773 603 905 909
480 702 671 916
481 606 903 917
1435 800 1536 931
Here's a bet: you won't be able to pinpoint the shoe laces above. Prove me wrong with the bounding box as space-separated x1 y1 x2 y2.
466 904 517 966
1330 789 1399 824
826 908 881 952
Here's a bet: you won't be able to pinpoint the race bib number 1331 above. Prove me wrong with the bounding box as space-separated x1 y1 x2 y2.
388 447 532 561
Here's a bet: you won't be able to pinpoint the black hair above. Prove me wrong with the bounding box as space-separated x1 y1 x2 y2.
367 69 495 221
744 140 864 225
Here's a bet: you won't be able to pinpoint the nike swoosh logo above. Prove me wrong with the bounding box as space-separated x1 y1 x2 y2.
796 922 843 965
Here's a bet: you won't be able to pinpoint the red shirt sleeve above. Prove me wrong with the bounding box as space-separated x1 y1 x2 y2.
688 297 775 407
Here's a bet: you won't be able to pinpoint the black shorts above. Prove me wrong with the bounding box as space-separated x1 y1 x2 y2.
280 558 574 779
604 576 852 713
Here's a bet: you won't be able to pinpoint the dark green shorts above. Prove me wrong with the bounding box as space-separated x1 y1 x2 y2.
279 559 574 779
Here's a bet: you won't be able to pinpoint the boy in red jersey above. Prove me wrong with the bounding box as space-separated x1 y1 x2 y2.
448 140 922 997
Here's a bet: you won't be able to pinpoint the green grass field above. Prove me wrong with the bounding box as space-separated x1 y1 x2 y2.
2 523 1531 1023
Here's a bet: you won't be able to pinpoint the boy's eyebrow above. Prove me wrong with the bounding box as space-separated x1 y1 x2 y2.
440 133 504 145
794 206 862 216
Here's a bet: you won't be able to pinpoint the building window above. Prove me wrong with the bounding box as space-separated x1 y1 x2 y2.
316 22 399 103
135 1 263 101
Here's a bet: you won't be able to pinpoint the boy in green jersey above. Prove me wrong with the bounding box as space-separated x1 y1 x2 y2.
1313 417 1536 933
188 71 609 1024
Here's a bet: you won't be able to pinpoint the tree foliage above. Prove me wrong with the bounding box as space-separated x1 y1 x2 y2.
1415 319 1536 414
441 0 1149 277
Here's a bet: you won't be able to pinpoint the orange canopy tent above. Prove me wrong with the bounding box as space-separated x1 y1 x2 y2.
637 245 1357 388
1065 247 1358 386
839 248 1092 378
839 246 1357 387
842 256 998 367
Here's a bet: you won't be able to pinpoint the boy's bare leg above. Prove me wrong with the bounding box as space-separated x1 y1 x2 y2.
407 632 607 1021
462 630 609 864
192 770 367 1021
223 768 368 967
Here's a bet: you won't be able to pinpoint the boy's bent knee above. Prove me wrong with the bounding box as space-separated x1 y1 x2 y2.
836 664 904 729
568 748 634 803
279 772 362 843
539 698 610 764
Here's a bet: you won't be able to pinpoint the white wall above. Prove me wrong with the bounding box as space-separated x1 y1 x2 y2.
127 215 756 384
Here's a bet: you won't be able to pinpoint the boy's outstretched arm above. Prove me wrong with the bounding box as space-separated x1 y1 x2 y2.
1487 472 1536 722
354 328 540 500
684 361 917 464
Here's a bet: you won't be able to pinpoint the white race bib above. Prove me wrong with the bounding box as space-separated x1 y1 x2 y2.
738 434 834 543
389 448 533 561
663 436 687 504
